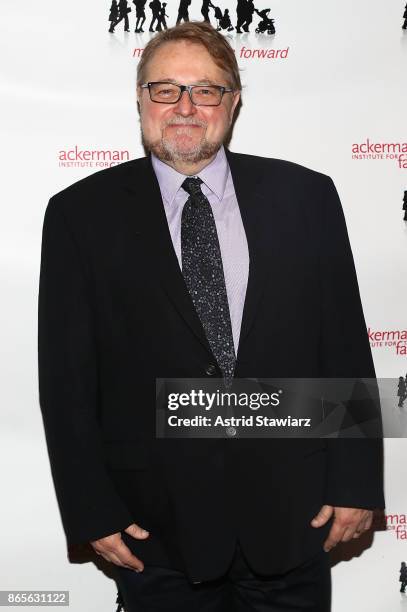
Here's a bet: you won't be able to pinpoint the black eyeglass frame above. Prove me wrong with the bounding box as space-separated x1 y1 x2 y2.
140 81 235 106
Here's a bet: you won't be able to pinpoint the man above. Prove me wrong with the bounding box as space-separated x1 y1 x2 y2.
38 21 385 612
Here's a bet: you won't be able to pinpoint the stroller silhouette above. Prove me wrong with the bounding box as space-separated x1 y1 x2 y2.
255 8 275 34
213 5 234 31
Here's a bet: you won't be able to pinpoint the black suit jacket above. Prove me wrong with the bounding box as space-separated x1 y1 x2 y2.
38 148 385 582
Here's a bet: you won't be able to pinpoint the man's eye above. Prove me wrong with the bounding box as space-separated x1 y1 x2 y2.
196 88 215 96
157 88 175 96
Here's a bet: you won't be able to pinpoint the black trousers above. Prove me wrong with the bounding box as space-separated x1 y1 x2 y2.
112 541 331 611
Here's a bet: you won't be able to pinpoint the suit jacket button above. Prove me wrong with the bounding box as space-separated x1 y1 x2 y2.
205 363 217 376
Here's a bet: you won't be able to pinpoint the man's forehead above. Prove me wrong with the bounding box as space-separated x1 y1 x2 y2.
146 42 228 81
148 40 219 67
152 39 206 54
148 76 221 85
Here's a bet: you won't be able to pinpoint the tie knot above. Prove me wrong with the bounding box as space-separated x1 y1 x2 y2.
182 177 203 197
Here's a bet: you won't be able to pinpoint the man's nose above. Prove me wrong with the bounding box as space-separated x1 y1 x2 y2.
174 89 196 115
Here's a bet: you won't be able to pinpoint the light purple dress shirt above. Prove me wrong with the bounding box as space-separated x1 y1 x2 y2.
151 145 250 355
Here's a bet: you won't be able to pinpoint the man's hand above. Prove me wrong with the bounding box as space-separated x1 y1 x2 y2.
90 523 150 571
311 505 373 552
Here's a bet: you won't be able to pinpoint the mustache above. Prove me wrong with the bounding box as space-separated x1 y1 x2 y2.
163 116 207 128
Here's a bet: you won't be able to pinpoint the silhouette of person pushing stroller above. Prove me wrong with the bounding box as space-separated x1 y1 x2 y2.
201 0 216 24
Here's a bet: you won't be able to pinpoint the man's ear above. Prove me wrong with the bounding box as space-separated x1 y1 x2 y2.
136 87 142 113
229 91 241 124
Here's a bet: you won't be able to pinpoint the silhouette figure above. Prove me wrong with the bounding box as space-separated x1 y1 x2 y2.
212 5 222 29
213 7 234 31
108 0 119 32
398 377 406 408
400 561 407 593
176 0 191 24
114 0 131 31
403 3 407 29
403 190 407 221
244 0 255 31
156 2 169 30
255 8 275 34
236 0 255 33
148 0 161 31
201 0 215 24
220 8 234 31
133 0 147 32
236 0 246 33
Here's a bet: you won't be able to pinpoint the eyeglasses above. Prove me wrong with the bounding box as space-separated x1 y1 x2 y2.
140 81 234 106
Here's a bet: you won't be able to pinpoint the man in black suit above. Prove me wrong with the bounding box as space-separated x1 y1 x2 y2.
38 21 385 612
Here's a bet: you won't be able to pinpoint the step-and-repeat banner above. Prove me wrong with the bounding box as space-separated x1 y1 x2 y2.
1 0 406 610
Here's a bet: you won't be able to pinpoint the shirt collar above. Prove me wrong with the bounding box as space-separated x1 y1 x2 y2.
151 145 229 206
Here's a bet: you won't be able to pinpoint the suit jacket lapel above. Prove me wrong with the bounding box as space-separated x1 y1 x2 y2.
121 155 213 355
225 148 273 355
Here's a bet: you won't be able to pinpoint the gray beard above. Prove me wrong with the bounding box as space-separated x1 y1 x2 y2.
141 130 222 164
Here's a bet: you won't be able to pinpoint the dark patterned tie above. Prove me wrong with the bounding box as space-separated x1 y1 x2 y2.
181 177 236 387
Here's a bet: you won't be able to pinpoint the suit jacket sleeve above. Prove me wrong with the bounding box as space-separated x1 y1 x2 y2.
38 195 134 545
318 175 385 510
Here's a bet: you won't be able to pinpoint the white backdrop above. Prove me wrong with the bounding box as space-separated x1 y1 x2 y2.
1 0 406 610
